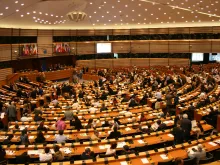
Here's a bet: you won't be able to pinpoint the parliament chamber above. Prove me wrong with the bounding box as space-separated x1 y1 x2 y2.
0 0 220 165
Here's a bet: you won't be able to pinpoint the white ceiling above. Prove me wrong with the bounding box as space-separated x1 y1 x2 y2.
0 0 220 29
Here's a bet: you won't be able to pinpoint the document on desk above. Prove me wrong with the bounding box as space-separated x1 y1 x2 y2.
28 136 34 140
138 139 145 144
125 127 131 131
6 150 15 155
99 145 105 149
120 161 128 165
45 135 50 138
160 154 168 160
191 120 197 128
208 142 217 146
168 134 174 138
27 150 40 155
141 158 149 164
117 142 126 148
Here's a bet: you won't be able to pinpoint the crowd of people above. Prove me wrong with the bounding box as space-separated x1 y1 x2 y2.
0 64 219 164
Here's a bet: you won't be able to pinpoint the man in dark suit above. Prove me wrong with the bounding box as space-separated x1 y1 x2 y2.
107 127 121 139
187 103 195 120
172 121 184 144
180 114 192 141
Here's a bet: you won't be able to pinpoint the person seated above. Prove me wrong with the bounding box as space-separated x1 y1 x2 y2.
55 130 67 144
20 129 30 145
90 130 100 141
64 108 74 121
53 145 64 161
105 143 117 155
3 134 13 145
140 112 147 122
121 145 135 155
70 115 83 131
54 103 61 108
188 144 206 165
107 127 121 139
35 131 46 144
102 120 111 127
37 121 48 131
81 148 95 160
34 108 43 116
85 118 93 129
56 117 66 130
100 103 108 112
174 157 184 165
20 113 30 122
129 97 138 107
121 96 129 103
43 103 49 108
157 120 167 131
39 147 53 162
34 114 44 122
0 145 6 162
89 105 98 113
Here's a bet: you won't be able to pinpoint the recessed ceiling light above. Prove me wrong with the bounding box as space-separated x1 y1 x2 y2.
5 7 9 9
90 2 92 4
27 12 30 15
45 13 48 15
15 1 18 3
93 24 95 26
39 12 42 14
0 13 3 16
16 9 19 12
33 11 36 13
21 3 24 6
21 15 23 17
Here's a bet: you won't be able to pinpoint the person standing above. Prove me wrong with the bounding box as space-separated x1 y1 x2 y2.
6 102 17 121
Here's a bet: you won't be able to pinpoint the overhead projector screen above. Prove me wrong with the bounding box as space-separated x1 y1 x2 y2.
191 53 204 62
96 43 112 53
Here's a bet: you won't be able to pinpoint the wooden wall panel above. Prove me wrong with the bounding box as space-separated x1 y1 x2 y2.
38 30 53 37
20 29 37 36
149 28 169 34
11 45 19 60
77 58 189 68
169 58 189 66
0 68 13 81
169 40 189 53
211 40 220 52
213 27 220 33
130 29 149 35
190 40 212 53
131 58 149 67
112 42 130 53
150 58 169 66
12 29 20 36
77 42 95 55
150 41 168 53
131 41 149 53
53 30 70 36
0 45 11 61
77 30 94 36
95 59 113 68
0 28 12 36
94 29 113 36
76 59 95 68
69 42 76 55
190 27 213 34
113 29 130 35
169 28 190 34
113 59 131 68
70 30 77 36
37 36 53 57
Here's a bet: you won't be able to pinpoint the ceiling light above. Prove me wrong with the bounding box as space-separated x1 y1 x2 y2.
15 1 18 3
21 15 23 17
16 9 19 12
21 3 24 6
67 11 87 22
5 7 9 9
27 12 30 15
0 13 3 16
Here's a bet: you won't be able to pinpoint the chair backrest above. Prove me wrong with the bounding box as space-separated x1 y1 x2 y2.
199 153 214 164
158 160 174 165
0 160 7 165
184 156 197 165
214 149 220 161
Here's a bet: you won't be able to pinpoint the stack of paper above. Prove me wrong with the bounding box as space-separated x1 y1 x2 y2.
141 158 149 164
120 161 128 165
27 150 40 155
168 134 174 138
125 127 131 131
160 154 168 160
208 142 217 146
29 136 35 140
138 140 145 144
6 150 15 155
117 142 126 148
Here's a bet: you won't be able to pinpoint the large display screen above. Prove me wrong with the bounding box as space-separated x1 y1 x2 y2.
191 53 204 62
96 43 111 53
209 53 220 61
